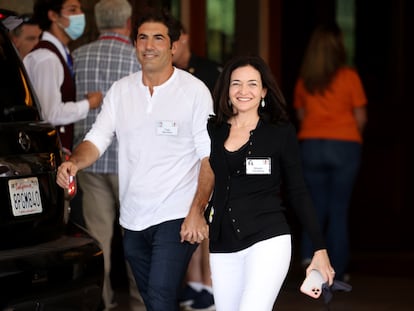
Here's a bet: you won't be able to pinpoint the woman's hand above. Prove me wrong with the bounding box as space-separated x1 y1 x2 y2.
306 249 335 285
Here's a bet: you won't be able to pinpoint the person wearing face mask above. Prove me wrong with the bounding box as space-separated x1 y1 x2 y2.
24 0 102 152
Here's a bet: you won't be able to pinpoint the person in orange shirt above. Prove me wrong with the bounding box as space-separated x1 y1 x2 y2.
293 22 367 282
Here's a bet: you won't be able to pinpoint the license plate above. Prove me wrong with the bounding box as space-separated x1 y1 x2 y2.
8 177 43 216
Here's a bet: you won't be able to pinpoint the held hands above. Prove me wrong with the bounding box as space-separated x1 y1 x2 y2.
86 91 103 109
180 209 209 244
306 249 335 286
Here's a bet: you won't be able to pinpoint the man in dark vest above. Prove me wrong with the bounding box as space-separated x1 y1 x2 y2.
24 0 102 153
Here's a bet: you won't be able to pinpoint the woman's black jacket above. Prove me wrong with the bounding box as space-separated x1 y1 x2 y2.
206 119 326 251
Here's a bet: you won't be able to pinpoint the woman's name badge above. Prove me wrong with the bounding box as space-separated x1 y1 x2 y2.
156 120 178 136
246 157 271 175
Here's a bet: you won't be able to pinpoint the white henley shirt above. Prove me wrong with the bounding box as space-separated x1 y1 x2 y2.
84 68 213 230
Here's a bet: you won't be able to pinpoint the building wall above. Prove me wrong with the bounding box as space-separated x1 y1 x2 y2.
0 0 33 14
278 0 414 251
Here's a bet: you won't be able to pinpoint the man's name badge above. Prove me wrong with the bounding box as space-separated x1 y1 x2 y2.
246 157 271 175
156 120 178 136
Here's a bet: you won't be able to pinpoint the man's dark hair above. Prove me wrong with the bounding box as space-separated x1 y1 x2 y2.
33 0 65 31
133 9 180 47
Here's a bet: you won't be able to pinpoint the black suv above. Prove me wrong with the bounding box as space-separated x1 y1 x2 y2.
0 12 103 310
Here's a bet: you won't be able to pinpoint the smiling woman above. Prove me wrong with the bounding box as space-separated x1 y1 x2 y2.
228 65 267 122
206 55 334 311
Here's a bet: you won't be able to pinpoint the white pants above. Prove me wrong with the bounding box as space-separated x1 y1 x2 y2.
210 235 291 311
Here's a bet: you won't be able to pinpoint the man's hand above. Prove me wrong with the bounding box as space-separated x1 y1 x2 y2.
86 91 103 109
180 157 214 244
56 161 79 189
56 141 100 189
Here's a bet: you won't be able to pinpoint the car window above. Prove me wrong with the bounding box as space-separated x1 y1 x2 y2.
0 24 40 122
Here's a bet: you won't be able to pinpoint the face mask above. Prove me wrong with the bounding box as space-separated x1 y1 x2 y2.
62 13 85 40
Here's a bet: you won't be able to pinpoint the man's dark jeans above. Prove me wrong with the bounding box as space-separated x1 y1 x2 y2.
124 218 197 311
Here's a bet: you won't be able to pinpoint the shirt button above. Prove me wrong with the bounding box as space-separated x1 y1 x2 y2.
236 170 240 174
236 229 240 233
228 207 232 212
232 219 235 223
248 151 251 155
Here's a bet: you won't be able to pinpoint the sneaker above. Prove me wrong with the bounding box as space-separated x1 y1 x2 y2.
187 289 215 311
179 285 200 307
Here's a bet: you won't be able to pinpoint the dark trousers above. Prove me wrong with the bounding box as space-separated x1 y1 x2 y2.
123 219 197 311
300 139 361 280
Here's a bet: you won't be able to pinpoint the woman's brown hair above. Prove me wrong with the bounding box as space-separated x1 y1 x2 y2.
299 22 346 95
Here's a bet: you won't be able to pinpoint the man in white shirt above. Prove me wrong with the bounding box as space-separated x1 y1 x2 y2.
57 9 214 311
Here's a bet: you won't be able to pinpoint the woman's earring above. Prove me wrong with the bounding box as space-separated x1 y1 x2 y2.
261 98 265 108
228 99 232 107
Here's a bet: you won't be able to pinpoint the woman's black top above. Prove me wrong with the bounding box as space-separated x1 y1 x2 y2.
206 119 326 253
